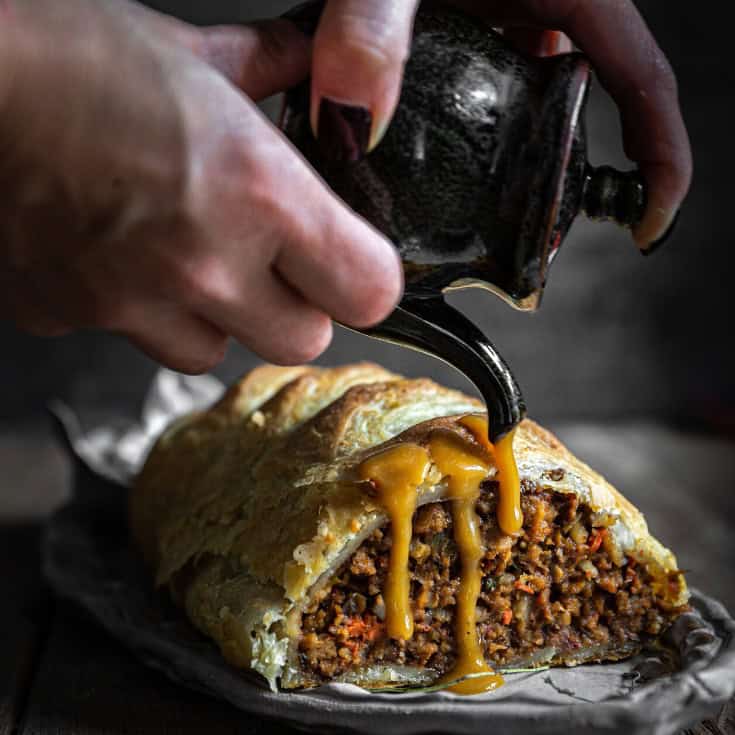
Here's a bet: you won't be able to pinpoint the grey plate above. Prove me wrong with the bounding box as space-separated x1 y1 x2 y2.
43 471 735 735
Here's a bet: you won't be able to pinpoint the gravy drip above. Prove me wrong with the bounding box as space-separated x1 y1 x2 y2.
358 416 522 694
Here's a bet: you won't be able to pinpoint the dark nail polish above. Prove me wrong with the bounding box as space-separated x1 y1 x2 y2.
641 209 681 257
281 1 324 37
317 99 372 163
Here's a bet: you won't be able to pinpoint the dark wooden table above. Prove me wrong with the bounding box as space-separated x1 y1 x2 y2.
1 418 734 734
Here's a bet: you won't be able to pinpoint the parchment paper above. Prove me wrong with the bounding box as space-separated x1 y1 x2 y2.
43 370 735 735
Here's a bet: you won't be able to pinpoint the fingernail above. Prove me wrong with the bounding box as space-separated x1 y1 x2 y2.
367 116 390 153
640 209 680 257
316 99 372 162
556 34 574 54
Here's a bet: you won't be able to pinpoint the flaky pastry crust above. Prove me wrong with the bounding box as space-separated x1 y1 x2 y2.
130 363 687 690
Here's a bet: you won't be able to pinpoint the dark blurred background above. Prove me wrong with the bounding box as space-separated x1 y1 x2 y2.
1 0 732 431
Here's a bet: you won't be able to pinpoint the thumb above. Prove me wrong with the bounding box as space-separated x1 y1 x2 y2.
197 19 312 101
308 0 419 160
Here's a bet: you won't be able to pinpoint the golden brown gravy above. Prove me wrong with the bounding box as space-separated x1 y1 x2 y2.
357 415 522 695
359 444 430 641
460 416 522 536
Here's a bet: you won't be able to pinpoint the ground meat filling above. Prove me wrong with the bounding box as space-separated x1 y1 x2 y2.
299 478 686 682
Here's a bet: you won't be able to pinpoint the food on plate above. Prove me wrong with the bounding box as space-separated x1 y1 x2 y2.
130 364 688 693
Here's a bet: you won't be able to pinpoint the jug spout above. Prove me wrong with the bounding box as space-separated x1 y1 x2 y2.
361 297 526 442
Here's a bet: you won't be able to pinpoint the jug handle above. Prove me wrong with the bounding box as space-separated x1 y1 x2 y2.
355 297 526 442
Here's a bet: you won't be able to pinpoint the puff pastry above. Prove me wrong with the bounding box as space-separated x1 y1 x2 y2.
131 363 688 691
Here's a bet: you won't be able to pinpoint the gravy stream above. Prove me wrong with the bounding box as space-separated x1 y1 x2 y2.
358 416 522 694
460 416 522 536
359 444 431 641
429 431 504 693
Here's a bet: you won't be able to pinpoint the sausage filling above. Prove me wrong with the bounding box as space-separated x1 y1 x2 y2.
298 477 686 683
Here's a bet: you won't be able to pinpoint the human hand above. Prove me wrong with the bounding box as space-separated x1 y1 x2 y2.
0 0 402 372
299 0 692 250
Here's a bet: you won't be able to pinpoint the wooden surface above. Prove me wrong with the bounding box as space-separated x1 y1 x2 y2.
1 418 733 735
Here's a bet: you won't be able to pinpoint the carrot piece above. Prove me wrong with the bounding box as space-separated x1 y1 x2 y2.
514 582 535 595
365 623 384 642
345 617 369 639
589 528 607 553
502 609 513 625
344 615 383 643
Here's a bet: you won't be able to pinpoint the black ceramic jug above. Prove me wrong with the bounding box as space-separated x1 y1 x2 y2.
281 2 647 441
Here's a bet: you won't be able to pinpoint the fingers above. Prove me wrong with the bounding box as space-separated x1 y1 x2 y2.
122 4 312 102
309 0 420 157
273 185 403 329
190 262 335 366
171 111 403 363
458 0 691 248
556 1 691 248
172 163 401 364
120 303 229 375
197 19 312 101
